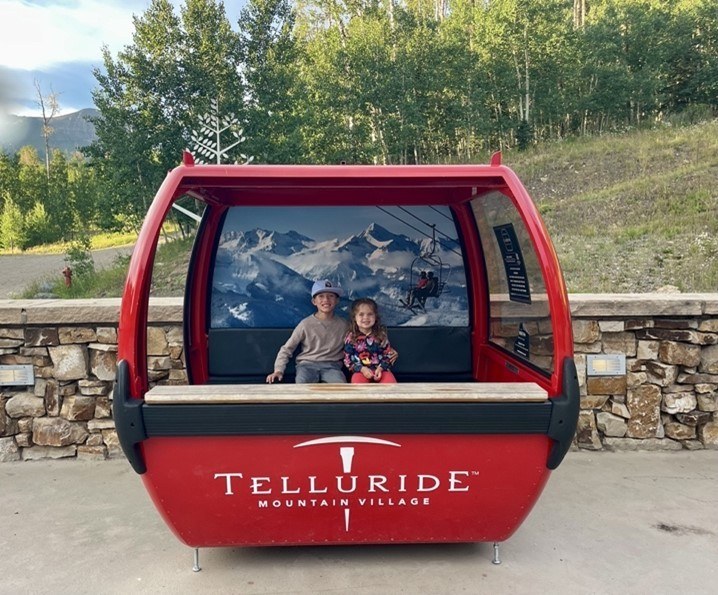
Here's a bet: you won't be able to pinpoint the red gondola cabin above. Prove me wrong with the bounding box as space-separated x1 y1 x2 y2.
114 154 579 568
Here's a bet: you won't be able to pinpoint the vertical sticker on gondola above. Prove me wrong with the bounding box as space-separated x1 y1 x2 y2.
493 223 531 304
514 323 530 358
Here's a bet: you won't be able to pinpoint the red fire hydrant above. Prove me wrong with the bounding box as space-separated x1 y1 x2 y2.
62 266 72 287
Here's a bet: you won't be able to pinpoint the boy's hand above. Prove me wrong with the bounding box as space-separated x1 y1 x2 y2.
266 371 283 384
387 349 399 365
374 368 383 381
361 367 374 380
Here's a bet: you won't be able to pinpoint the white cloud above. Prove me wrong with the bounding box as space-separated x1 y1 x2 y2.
0 1 178 70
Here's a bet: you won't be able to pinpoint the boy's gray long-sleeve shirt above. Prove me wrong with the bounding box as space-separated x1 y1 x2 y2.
273 314 349 374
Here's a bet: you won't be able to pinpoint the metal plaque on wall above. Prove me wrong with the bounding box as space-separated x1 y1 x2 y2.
0 365 35 386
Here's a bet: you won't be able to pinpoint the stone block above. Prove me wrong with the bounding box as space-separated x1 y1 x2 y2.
625 319 654 330
169 345 183 360
0 437 20 462
86 433 104 446
626 372 647 388
637 340 659 361
78 379 110 396
603 438 683 451
88 342 117 352
654 319 698 330
1 414 18 437
627 384 662 438
0 328 24 340
90 349 117 381
166 327 183 345
60 396 96 421
581 394 609 409
611 401 630 418
77 445 108 461
59 382 77 397
102 429 122 457
0 338 23 348
645 362 678 387
87 419 115 432
676 411 711 426
96 327 117 344
24 328 59 347
168 369 188 382
576 410 602 450
59 327 97 344
695 383 717 393
33 378 47 398
596 412 627 437
697 422 718 449
664 421 696 440
603 332 637 356
696 393 717 412
49 344 88 381
699 344 718 374
23 445 77 460
147 327 169 356
683 440 704 450
44 380 61 416
573 320 600 344
5 393 46 418
16 432 32 447
697 320 718 333
94 396 111 418
587 376 627 396
658 341 701 367
32 417 88 446
662 392 697 415
17 418 32 433
148 356 172 370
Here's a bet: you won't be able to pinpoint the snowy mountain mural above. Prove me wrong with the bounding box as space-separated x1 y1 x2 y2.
210 210 469 328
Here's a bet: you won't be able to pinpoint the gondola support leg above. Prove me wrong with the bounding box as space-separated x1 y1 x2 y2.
193 548 201 572
492 542 501 565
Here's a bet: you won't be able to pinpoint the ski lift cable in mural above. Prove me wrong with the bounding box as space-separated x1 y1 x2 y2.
375 206 456 311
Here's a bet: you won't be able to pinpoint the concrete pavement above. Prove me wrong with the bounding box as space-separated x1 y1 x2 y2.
1 451 716 594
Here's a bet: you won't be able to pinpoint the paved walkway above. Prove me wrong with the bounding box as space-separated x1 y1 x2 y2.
0 245 133 298
0 451 716 594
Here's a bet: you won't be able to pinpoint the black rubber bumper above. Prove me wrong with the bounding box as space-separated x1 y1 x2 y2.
113 358 579 475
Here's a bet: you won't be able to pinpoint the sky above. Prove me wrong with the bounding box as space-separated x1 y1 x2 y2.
0 0 245 117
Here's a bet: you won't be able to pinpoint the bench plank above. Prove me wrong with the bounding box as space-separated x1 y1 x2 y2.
145 382 548 404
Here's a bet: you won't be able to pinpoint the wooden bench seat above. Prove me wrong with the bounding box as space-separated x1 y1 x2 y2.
144 382 548 404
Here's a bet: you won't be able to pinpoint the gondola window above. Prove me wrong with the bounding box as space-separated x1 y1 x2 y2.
210 206 469 329
471 192 554 373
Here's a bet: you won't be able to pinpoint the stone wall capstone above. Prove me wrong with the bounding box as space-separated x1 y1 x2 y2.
1 295 717 462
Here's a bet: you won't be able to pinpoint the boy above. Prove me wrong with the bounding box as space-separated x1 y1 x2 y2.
266 279 348 384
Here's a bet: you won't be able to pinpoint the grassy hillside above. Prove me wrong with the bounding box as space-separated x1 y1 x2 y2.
20 120 718 298
508 120 718 292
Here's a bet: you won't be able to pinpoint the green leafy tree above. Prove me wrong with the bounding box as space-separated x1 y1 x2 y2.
15 147 46 215
24 202 52 247
1 194 25 252
89 0 245 228
238 0 303 163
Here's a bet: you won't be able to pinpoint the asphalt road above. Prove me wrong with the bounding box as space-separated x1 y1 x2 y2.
0 451 716 594
0 245 133 298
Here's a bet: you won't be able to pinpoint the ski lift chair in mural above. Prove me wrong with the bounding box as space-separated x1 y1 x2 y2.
402 225 451 310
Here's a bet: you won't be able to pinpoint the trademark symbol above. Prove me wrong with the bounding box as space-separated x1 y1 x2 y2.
471 471 480 476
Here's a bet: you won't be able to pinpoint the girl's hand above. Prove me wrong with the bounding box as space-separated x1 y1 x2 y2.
387 349 398 365
374 368 383 381
361 367 374 380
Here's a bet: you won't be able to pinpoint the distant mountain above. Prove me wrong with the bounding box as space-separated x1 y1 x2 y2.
0 108 99 157
211 223 469 328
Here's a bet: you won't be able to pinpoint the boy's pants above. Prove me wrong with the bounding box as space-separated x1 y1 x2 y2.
295 362 346 383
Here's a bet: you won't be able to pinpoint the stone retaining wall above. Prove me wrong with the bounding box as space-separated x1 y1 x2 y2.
1 295 717 462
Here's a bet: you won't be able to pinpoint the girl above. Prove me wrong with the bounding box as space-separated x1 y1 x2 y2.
343 298 397 383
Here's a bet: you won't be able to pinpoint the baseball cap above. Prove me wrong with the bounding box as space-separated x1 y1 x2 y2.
311 279 343 298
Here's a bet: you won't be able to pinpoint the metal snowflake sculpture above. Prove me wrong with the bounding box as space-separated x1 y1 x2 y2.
189 99 254 165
